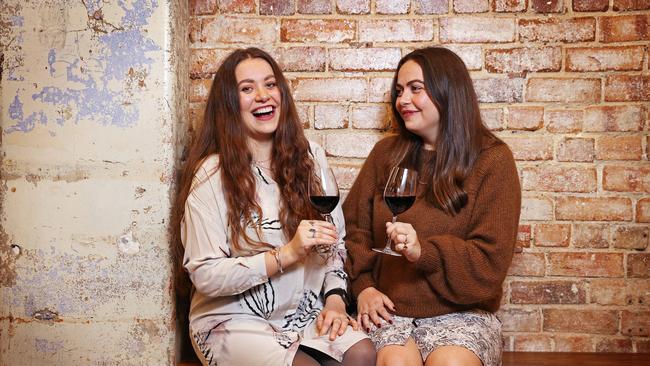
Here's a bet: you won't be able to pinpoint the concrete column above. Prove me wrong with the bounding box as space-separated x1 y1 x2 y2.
0 0 188 364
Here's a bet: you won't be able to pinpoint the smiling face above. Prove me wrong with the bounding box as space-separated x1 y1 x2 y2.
395 60 440 150
235 57 282 143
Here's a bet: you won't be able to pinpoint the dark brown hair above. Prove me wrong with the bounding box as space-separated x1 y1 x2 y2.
171 48 318 295
389 47 501 215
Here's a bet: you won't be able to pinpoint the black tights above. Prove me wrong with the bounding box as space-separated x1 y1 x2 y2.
292 339 376 366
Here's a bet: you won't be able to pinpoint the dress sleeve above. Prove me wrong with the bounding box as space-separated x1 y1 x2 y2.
413 144 521 304
342 143 383 299
181 160 269 297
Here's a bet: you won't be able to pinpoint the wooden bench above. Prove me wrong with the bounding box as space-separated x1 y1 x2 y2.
179 352 650 365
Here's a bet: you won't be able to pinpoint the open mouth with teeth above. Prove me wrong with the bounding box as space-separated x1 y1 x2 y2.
252 105 276 120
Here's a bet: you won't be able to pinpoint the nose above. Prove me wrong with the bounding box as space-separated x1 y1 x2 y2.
255 86 270 102
398 92 411 106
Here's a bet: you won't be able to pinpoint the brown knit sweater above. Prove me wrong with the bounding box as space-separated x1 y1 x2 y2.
343 136 521 318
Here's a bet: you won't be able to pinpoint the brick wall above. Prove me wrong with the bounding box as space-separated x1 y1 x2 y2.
187 0 649 353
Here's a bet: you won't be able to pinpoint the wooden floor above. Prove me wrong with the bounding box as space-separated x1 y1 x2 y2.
180 352 650 365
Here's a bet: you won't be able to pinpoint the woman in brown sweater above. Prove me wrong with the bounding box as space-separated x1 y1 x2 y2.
343 47 521 366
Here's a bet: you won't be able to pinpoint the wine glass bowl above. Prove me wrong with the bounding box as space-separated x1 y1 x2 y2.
373 166 418 256
309 166 340 258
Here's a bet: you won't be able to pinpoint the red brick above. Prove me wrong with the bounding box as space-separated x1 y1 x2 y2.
557 138 595 162
516 224 532 250
622 311 650 336
219 0 256 13
520 195 554 221
548 252 624 277
511 280 585 304
498 308 541 332
189 103 205 132
502 137 553 161
413 0 449 14
554 335 594 352
526 78 600 103
566 46 644 72
507 107 544 131
519 18 596 43
545 110 583 133
481 108 504 131
573 223 610 248
595 338 633 353
613 0 650 10
297 0 331 13
522 165 596 193
485 47 562 73
509 252 546 276
329 48 401 72
584 105 644 132
189 18 203 43
368 78 392 103
589 278 627 305
314 105 348 130
628 253 650 278
376 0 410 13
190 0 218 15
352 105 389 130
514 334 553 351
596 135 643 160
533 223 572 247
531 0 564 13
603 166 650 193
442 45 482 70
454 0 489 13
296 104 310 128
573 0 608 11
325 132 381 158
293 78 366 102
440 17 515 43
543 309 619 334
201 16 277 45
612 225 649 250
605 75 650 102
556 196 633 221
190 78 213 103
638 197 650 223
474 78 524 103
493 0 526 12
260 0 295 14
638 340 650 353
336 0 370 14
331 164 360 190
273 47 326 72
190 49 232 78
359 19 434 42
600 15 650 43
281 19 355 43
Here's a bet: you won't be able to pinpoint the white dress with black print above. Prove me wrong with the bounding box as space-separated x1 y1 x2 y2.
181 142 367 366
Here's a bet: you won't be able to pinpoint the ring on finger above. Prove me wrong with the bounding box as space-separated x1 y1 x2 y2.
309 228 316 238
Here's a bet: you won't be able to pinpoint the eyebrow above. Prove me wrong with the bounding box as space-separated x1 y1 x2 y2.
237 75 276 86
396 79 425 88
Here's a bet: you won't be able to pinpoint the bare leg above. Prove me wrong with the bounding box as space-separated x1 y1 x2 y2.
424 345 482 366
376 337 423 366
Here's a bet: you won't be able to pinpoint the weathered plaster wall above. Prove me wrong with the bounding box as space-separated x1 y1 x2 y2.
0 0 187 364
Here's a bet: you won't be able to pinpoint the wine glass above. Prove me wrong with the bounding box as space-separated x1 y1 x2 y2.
309 166 340 258
373 166 418 256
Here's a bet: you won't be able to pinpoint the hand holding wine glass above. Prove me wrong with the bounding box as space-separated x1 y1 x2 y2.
309 166 340 258
373 167 418 256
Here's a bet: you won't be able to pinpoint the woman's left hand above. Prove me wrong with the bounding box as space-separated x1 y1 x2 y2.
317 295 358 341
386 221 421 262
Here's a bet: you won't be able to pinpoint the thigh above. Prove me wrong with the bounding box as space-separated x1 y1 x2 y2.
413 310 502 366
377 337 423 366
424 345 481 366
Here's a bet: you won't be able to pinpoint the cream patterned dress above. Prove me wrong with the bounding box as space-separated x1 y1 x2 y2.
181 142 367 366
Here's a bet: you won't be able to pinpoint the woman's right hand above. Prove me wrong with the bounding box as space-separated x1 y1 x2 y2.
285 219 338 260
356 287 395 332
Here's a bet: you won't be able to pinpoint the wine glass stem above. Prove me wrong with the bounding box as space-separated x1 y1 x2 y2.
385 215 397 248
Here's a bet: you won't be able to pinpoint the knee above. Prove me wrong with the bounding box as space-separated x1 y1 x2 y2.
377 351 412 366
344 339 376 366
425 347 481 366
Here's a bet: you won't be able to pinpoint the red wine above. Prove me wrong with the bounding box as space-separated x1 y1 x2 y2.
310 195 340 214
384 195 415 215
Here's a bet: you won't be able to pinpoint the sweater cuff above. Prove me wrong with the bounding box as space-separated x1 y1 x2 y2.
413 237 443 273
350 273 376 299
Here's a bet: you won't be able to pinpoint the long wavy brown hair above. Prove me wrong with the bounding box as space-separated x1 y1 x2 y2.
389 47 502 216
171 48 319 296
